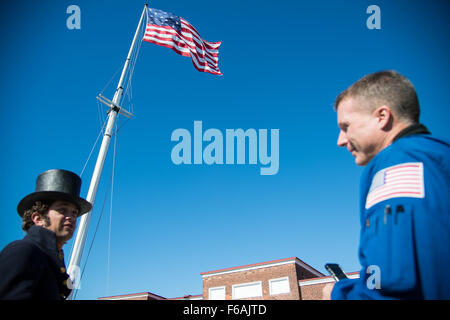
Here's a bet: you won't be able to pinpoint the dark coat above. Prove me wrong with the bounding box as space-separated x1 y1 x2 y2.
0 225 72 300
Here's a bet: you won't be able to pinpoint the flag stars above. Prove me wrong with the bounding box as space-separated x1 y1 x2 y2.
148 9 181 31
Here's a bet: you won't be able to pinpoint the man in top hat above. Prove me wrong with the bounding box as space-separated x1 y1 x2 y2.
0 169 92 300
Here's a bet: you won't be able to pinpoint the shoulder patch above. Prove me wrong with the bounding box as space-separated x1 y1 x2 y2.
365 162 425 209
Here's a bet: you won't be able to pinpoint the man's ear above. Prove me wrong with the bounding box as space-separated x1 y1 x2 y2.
374 105 393 130
31 211 45 226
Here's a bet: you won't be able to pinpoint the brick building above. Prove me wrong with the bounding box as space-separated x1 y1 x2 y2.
98 256 359 300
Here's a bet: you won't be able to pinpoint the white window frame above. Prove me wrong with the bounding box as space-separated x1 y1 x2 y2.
269 276 290 295
232 281 263 300
208 286 226 300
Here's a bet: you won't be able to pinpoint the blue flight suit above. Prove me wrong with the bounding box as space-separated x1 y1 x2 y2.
332 124 450 299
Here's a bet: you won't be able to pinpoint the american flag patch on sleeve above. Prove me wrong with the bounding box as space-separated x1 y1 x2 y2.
365 162 425 209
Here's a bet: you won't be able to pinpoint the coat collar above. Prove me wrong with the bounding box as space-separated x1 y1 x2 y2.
25 225 72 299
26 225 59 255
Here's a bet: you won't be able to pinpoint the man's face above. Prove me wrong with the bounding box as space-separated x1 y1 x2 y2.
336 97 384 166
43 200 79 244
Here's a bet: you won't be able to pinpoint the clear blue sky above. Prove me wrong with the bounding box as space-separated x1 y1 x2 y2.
0 0 449 300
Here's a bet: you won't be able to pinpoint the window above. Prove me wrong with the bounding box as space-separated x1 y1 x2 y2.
209 286 226 300
232 281 263 299
269 277 290 295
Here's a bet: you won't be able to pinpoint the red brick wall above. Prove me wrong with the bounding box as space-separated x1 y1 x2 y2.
295 263 321 281
299 282 330 300
203 263 301 300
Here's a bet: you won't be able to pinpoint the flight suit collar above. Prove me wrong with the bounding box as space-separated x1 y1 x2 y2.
393 123 430 142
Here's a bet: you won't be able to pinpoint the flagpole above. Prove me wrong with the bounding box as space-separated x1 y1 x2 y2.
67 4 148 299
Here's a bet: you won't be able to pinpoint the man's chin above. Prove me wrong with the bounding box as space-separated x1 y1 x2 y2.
354 155 371 166
59 229 75 241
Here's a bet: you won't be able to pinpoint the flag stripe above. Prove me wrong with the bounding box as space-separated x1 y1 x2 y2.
143 37 221 73
180 18 221 48
143 34 220 71
144 26 220 62
365 162 424 209
145 25 220 56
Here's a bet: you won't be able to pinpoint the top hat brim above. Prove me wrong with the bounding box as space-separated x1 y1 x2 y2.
17 191 92 217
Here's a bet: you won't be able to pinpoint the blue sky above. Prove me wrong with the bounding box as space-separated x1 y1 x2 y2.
0 0 449 300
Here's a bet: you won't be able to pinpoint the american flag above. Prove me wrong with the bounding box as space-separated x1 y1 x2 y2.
365 162 425 209
142 8 222 75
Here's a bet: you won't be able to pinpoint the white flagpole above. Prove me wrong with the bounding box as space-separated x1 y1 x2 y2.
67 4 148 299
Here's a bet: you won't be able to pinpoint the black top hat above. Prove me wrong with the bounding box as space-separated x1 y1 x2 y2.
17 169 92 217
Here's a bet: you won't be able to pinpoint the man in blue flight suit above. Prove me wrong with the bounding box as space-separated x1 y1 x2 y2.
0 169 92 299
323 70 450 299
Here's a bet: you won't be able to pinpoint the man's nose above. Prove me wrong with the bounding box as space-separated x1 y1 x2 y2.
337 130 347 147
66 212 77 222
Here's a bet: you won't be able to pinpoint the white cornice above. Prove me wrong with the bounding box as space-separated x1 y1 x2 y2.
202 258 323 278
299 273 360 287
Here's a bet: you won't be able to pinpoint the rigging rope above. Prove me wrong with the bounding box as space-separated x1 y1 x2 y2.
72 161 111 299
73 124 120 299
80 117 108 178
100 62 125 97
119 27 143 132
123 19 144 115
106 121 118 295
67 117 108 262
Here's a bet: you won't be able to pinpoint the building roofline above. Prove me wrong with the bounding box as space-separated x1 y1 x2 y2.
298 271 360 286
297 270 360 282
200 257 324 277
98 291 166 300
169 294 203 300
